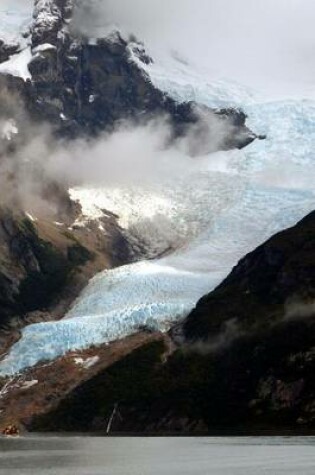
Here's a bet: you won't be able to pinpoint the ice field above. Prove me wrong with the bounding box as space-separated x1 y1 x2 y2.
0 56 315 376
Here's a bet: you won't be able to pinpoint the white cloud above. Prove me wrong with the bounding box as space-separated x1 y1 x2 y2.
76 0 315 94
4 1 315 94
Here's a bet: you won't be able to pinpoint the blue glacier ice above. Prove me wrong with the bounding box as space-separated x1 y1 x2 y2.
0 63 315 376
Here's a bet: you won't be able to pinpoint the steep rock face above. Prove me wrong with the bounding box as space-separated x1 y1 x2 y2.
31 319 315 433
28 212 315 433
0 1 257 149
0 40 20 65
31 0 72 48
0 2 259 341
184 211 315 340
0 205 133 340
0 332 167 432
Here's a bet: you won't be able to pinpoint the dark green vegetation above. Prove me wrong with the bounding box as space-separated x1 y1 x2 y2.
32 341 167 432
32 212 315 433
0 0 312 435
32 317 315 433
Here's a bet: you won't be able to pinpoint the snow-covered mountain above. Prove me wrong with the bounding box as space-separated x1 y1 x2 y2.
0 1 314 433
0 0 255 150
1 22 315 374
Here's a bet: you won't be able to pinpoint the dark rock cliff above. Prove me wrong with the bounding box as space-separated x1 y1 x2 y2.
184 211 315 340
0 1 259 335
0 205 133 341
30 212 315 433
0 40 20 65
1 1 257 150
0 0 288 432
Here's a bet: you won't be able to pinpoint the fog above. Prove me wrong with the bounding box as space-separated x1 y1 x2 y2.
1 0 315 214
3 1 315 94
285 300 315 321
71 0 315 95
0 109 236 216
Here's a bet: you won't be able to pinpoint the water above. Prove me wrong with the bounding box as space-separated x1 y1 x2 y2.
0 436 314 474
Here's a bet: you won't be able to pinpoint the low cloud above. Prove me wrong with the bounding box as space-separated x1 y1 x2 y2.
0 90 239 221
285 299 315 321
73 0 315 94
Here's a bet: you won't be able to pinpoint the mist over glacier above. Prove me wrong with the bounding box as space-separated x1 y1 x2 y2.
3 0 315 95
0 1 315 376
1 64 315 375
74 0 315 97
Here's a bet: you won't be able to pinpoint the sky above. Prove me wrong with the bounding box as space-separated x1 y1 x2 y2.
2 0 315 95
78 0 315 95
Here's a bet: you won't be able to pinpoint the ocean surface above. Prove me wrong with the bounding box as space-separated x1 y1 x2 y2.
0 436 314 474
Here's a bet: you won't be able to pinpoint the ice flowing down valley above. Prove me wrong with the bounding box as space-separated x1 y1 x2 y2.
1 63 315 375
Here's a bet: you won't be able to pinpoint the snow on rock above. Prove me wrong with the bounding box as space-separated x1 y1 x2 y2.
0 47 32 80
20 380 38 390
0 376 38 398
131 50 257 109
0 2 32 75
32 42 57 54
1 65 315 376
74 356 100 370
32 0 63 41
86 26 131 46
70 161 242 258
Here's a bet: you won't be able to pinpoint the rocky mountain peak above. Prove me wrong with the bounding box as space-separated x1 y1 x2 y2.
31 0 72 48
0 0 257 149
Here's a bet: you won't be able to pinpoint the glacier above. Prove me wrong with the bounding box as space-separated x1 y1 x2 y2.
0 60 315 376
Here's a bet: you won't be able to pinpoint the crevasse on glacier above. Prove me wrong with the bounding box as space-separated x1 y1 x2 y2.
0 60 315 376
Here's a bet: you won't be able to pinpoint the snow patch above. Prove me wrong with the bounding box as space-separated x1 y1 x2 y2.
21 379 38 390
32 0 62 35
74 356 100 370
0 47 32 80
32 43 56 54
1 66 315 377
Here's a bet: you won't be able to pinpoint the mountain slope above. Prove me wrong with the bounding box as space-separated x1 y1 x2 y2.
184 211 315 340
28 212 315 433
0 1 256 148
0 205 133 344
0 0 257 365
0 1 314 435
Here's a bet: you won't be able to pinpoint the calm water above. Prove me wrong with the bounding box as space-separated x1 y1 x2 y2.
0 436 314 474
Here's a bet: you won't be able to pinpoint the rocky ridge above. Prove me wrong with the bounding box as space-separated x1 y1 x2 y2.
0 0 257 148
0 1 259 338
24 212 315 433
0 1 300 435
